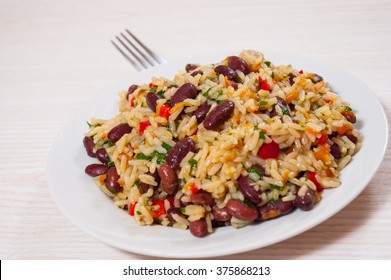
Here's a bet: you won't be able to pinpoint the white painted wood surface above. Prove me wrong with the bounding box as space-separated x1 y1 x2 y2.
1 0 390 259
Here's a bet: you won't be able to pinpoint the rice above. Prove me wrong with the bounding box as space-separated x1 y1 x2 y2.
83 50 361 237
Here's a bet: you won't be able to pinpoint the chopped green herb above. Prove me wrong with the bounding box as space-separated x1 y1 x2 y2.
216 99 225 104
136 211 142 215
156 153 167 164
175 121 180 129
248 166 263 178
162 142 172 152
107 160 115 168
270 184 285 192
202 87 213 98
280 146 291 153
135 153 152 160
264 61 271 67
180 207 186 214
154 218 162 223
259 131 266 139
268 198 281 204
149 87 157 93
157 90 165 98
217 90 223 97
271 72 275 79
282 108 289 115
258 100 268 106
345 105 352 112
242 199 255 208
135 182 141 189
188 159 198 168
107 140 114 147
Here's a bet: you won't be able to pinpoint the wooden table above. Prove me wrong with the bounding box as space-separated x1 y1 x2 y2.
1 0 390 259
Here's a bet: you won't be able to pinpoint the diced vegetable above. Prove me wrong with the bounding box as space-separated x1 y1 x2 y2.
317 133 329 145
258 141 280 159
159 104 171 119
128 202 136 216
151 199 166 218
307 172 324 192
139 120 151 135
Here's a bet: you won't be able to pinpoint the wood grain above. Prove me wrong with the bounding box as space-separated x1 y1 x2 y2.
1 0 390 259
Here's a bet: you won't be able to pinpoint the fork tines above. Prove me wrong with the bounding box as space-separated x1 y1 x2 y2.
111 29 164 71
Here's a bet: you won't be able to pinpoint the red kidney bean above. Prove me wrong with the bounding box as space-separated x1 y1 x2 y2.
226 199 258 221
170 83 198 107
257 201 294 221
166 137 196 170
295 189 316 211
288 73 296 85
85 164 109 177
105 167 122 194
330 143 342 159
212 206 232 222
229 81 238 89
228 56 250 75
214 65 238 81
95 148 109 164
107 123 132 143
193 101 211 123
158 163 178 195
185 64 199 73
191 191 214 205
309 73 323 83
83 136 95 157
237 176 262 204
212 220 227 228
276 97 290 116
189 219 208 237
140 170 160 193
346 134 358 144
146 91 159 112
203 100 235 130
342 111 356 123
126 84 138 100
191 70 203 77
167 207 183 222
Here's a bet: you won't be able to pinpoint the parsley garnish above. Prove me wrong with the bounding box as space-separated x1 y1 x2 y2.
157 90 165 98
188 159 198 168
345 106 352 112
162 142 172 152
258 100 268 106
248 166 263 178
264 61 271 67
270 184 285 191
259 131 266 139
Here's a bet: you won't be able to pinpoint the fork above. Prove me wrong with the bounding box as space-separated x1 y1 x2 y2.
111 29 165 71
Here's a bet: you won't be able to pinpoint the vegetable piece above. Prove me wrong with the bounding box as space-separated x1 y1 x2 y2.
307 172 324 192
128 203 136 216
129 96 136 107
159 104 171 119
317 133 328 145
151 199 166 218
257 141 280 159
139 120 151 135
257 76 271 91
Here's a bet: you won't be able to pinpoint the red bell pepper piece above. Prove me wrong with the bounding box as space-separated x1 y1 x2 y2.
128 202 136 216
307 172 324 192
159 104 171 119
257 141 280 159
317 133 328 145
139 120 151 135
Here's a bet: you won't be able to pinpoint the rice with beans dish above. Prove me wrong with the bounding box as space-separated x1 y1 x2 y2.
83 50 361 237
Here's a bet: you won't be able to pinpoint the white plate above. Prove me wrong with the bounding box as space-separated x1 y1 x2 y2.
48 51 388 258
